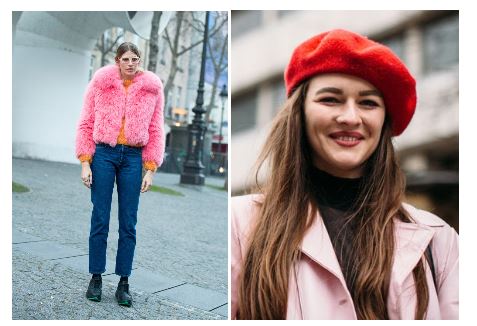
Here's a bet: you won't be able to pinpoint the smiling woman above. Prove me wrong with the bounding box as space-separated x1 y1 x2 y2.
231 29 458 320
304 74 385 178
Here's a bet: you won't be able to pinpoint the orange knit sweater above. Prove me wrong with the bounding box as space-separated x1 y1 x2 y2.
79 79 157 171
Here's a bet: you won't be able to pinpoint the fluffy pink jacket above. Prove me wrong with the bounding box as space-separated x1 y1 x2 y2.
76 65 165 167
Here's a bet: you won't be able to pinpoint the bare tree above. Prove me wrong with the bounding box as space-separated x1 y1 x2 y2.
205 32 228 125
95 29 124 66
147 11 163 72
162 11 228 107
163 11 186 104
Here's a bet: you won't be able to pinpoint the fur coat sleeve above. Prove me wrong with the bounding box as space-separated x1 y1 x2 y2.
142 77 165 167
75 79 97 160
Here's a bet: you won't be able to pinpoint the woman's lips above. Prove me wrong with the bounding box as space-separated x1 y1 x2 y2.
329 131 364 147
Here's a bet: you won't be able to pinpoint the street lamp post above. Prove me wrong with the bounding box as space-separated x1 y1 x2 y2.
218 84 228 154
217 84 228 176
180 11 210 185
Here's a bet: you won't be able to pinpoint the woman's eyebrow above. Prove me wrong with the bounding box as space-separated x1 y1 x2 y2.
313 87 383 98
314 87 343 96
359 89 383 98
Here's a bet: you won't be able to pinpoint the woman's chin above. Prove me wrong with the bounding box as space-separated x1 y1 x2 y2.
122 70 136 78
320 159 364 178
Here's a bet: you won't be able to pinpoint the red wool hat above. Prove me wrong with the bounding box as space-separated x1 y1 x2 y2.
285 29 416 136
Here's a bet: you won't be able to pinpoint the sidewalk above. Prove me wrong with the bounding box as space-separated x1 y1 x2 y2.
12 158 228 320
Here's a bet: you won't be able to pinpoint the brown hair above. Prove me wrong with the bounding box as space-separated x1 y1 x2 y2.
115 42 141 62
237 81 429 320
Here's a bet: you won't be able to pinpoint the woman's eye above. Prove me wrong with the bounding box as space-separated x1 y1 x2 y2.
360 99 379 107
319 97 340 104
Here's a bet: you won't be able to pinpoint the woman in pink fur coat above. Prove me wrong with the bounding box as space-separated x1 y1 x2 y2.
75 42 164 307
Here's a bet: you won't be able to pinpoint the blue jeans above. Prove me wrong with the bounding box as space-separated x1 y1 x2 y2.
89 143 143 277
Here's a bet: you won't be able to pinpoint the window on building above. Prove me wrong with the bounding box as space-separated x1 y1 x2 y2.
380 33 406 63
88 55 96 81
176 86 182 107
231 11 262 38
166 89 173 118
104 29 111 45
232 89 258 134
278 10 296 18
270 78 286 116
423 13 459 74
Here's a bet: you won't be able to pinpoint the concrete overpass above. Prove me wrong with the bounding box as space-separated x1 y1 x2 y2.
13 11 172 163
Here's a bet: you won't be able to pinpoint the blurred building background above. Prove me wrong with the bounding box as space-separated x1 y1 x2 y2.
12 11 228 178
231 10 458 231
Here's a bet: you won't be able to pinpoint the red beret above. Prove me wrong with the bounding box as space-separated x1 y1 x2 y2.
285 29 416 136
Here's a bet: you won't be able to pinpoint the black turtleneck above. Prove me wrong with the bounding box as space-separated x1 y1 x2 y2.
309 167 363 289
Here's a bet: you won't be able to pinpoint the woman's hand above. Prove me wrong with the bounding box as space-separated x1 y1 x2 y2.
141 170 154 193
81 162 92 188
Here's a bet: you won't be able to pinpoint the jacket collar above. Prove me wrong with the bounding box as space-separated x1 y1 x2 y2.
93 65 160 94
299 209 345 282
299 208 437 286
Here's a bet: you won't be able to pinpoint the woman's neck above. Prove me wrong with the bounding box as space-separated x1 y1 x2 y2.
313 159 364 179
310 167 363 210
121 74 134 81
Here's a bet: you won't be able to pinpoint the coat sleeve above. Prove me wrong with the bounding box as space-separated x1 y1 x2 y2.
75 81 97 160
231 195 263 319
231 198 244 320
434 224 459 319
142 80 165 167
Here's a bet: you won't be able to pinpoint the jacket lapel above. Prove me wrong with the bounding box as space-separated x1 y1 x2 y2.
392 219 436 284
298 207 438 319
299 210 438 282
299 210 347 285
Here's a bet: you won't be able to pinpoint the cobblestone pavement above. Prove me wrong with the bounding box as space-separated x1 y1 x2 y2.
12 158 228 320
12 249 223 320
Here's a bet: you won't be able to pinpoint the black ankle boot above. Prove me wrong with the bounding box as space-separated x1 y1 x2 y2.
115 279 133 307
86 275 102 302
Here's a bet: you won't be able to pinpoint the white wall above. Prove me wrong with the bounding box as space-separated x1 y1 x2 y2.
13 45 91 164
12 11 173 164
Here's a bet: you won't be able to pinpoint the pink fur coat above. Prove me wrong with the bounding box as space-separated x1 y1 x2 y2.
75 65 165 167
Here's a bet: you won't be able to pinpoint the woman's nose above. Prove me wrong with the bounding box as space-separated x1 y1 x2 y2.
336 100 362 126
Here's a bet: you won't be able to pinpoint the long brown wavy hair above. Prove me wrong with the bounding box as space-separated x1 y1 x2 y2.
237 81 430 320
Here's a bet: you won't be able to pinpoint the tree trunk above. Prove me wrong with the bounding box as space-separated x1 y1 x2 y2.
163 58 179 116
96 30 124 67
163 11 184 102
147 11 162 72
100 34 107 66
205 75 220 124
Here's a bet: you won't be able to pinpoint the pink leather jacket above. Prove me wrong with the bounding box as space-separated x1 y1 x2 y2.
231 194 459 319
